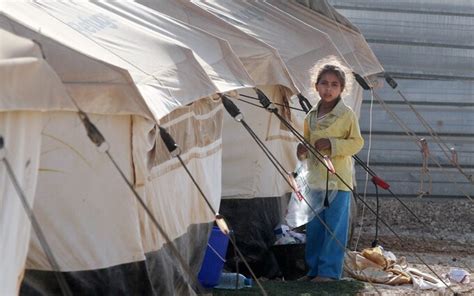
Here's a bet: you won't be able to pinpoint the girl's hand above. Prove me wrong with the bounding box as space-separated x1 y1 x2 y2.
314 138 331 151
296 143 308 160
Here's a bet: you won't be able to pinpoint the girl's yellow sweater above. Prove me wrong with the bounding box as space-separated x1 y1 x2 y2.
303 99 364 191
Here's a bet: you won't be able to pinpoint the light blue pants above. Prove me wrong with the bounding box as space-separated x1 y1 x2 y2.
305 190 350 279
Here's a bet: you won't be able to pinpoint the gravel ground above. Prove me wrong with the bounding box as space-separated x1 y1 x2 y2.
354 252 473 295
215 196 473 295
349 197 473 295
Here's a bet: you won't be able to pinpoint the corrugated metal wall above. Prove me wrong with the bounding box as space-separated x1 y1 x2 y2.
330 0 474 198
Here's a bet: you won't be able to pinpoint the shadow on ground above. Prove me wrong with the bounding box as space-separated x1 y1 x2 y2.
212 279 365 295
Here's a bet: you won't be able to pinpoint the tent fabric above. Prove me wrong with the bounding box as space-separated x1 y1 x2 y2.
92 1 255 93
194 0 368 121
222 87 296 199
137 0 381 198
134 0 300 199
269 0 383 78
0 16 152 118
137 0 298 92
0 29 74 112
0 28 70 295
22 104 223 294
1 2 217 119
192 0 374 198
133 99 223 254
195 0 343 100
268 0 380 115
0 2 247 294
296 0 361 33
0 0 244 237
27 112 145 271
25 105 220 272
0 112 43 295
0 58 74 112
0 28 74 295
0 28 42 59
138 0 382 199
22 224 211 296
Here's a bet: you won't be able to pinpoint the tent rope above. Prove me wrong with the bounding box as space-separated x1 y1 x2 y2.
393 86 473 184
371 183 380 248
354 89 375 251
418 138 433 198
372 92 472 201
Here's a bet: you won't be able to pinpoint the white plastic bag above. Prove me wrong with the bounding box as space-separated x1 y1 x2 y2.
285 160 337 228
448 268 470 284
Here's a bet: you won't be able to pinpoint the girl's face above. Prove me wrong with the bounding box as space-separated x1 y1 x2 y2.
315 72 343 104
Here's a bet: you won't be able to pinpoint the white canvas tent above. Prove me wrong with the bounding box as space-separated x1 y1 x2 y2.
135 0 298 199
195 1 352 104
137 0 297 91
0 1 253 294
92 1 254 93
0 28 76 295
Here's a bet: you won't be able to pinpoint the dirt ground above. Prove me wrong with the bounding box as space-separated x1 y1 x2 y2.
214 196 473 295
348 197 473 295
348 251 473 296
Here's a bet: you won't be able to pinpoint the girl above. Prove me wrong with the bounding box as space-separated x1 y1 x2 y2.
297 58 364 282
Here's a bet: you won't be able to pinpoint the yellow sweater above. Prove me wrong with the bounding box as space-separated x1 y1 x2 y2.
303 99 364 191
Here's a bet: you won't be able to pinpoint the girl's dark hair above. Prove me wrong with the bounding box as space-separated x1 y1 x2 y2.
316 64 346 91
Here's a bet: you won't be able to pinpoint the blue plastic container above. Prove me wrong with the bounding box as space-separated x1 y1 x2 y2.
197 226 230 288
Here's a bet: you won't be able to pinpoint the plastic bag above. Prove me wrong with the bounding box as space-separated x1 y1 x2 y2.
274 224 306 245
448 268 470 284
285 159 337 228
